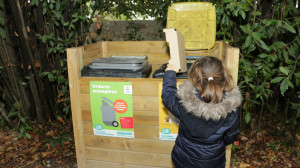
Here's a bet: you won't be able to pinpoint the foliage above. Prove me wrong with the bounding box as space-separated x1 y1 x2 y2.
0 0 91 132
0 0 299 132
212 0 300 128
102 0 300 128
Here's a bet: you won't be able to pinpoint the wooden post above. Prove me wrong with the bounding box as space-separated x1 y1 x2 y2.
224 44 240 168
224 46 240 86
101 41 108 58
67 47 86 168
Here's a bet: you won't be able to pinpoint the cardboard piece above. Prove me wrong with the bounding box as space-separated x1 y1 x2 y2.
163 28 187 73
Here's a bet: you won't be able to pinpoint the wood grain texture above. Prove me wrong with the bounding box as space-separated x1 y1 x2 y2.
81 108 158 125
67 47 86 167
106 41 168 53
80 94 159 112
84 134 174 154
86 160 168 168
79 78 163 96
85 147 173 167
68 41 239 168
83 121 159 140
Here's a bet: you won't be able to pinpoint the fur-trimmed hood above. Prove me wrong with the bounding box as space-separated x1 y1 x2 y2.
177 80 242 121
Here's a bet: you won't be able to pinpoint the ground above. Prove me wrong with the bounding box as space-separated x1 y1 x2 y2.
0 118 299 168
0 121 77 168
231 116 299 168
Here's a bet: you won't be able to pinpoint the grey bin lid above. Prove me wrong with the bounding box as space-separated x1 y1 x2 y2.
89 56 149 70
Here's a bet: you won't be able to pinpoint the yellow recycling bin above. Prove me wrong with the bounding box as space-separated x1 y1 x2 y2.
167 2 216 50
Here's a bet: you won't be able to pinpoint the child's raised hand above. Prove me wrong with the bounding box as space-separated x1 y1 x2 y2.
165 64 175 71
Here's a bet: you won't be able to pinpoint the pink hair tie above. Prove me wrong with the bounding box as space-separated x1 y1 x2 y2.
208 77 213 81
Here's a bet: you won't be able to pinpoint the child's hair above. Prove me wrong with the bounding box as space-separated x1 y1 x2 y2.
188 56 234 103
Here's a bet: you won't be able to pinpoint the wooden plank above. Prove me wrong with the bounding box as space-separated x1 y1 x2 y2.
224 45 240 86
86 160 167 168
80 94 159 111
185 41 222 60
82 54 101 66
101 41 108 58
218 41 224 60
83 48 101 59
81 108 158 126
84 134 174 154
83 121 159 140
67 47 86 168
85 147 173 167
223 43 240 168
82 44 102 66
83 42 101 51
80 78 162 96
107 41 168 53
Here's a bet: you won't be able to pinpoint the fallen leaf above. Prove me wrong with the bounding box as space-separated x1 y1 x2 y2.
27 26 30 33
46 130 55 136
239 163 251 168
240 136 248 141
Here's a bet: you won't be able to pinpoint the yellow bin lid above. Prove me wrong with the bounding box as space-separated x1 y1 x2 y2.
166 2 216 50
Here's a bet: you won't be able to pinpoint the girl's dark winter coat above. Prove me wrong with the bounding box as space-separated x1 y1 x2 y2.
162 71 241 168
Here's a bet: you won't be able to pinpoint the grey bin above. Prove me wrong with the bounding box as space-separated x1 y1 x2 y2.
100 96 119 127
81 56 152 78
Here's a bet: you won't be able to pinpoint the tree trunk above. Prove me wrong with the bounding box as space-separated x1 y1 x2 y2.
34 1 57 120
7 0 45 122
261 0 273 19
0 0 30 117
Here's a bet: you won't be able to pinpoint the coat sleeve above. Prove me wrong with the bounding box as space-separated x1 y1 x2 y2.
223 109 240 146
161 71 181 119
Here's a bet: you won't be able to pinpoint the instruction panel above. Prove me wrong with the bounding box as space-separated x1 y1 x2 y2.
90 81 134 138
158 83 180 140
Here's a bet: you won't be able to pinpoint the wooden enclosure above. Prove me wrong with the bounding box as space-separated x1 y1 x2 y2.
67 41 239 168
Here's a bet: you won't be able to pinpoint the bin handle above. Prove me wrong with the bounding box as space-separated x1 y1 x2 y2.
101 96 114 105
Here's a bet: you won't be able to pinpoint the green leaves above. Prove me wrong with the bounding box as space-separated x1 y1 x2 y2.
252 32 269 51
0 17 4 26
282 22 296 33
280 78 289 95
271 77 283 83
0 27 5 39
30 0 39 6
0 16 5 39
245 112 251 124
279 66 290 76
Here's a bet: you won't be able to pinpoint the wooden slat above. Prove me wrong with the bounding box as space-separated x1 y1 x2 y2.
83 42 101 51
102 41 108 58
223 43 240 168
185 42 222 60
81 42 102 68
82 54 101 66
85 147 173 167
80 94 159 111
83 48 101 58
224 45 240 86
67 47 86 168
80 78 163 96
86 160 167 168
106 41 168 53
83 121 159 140
82 43 102 66
81 108 158 126
84 134 174 154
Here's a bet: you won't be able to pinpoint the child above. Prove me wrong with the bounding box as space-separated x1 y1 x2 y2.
162 56 241 168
